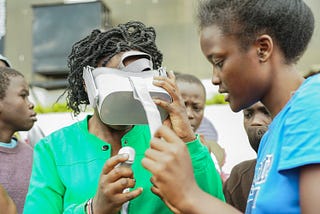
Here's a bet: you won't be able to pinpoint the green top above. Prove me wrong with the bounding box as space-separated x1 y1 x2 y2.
24 116 224 214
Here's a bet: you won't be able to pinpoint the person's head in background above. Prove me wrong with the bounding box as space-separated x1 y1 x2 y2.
198 0 314 115
0 67 36 141
0 54 12 68
176 73 226 171
175 73 206 132
243 101 272 153
66 21 163 118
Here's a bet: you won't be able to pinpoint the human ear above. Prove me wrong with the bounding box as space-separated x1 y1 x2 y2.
255 34 273 62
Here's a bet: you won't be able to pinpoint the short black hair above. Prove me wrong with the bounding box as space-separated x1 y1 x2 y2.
66 21 163 115
197 0 314 64
0 67 24 99
175 73 206 99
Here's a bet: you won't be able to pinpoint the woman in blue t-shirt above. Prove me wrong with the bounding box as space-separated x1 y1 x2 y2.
142 0 320 213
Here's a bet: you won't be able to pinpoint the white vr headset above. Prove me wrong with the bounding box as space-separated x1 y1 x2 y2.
83 51 172 125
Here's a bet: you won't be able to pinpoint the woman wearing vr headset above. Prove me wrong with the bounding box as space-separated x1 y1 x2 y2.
24 21 224 214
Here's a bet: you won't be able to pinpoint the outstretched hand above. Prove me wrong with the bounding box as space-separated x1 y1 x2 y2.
153 71 195 142
142 125 200 213
93 154 143 214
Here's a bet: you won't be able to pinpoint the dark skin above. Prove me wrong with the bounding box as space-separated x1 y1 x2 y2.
0 184 17 214
243 101 272 153
89 51 195 214
176 81 205 132
0 76 36 143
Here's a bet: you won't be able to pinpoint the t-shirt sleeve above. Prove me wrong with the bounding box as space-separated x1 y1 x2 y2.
279 81 320 171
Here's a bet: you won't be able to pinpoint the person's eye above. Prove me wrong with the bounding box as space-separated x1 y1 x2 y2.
216 60 224 68
213 59 224 69
263 109 271 117
193 106 203 113
20 91 29 98
244 112 252 119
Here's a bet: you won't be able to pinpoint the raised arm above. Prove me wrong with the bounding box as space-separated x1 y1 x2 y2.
142 125 241 214
152 70 196 142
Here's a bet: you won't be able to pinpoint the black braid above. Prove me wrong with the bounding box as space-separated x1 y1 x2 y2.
66 21 163 115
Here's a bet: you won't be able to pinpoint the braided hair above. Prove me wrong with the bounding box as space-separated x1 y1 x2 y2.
175 73 206 100
66 21 163 115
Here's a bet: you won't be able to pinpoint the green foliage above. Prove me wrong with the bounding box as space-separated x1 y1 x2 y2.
34 103 72 113
206 93 228 105
34 94 228 113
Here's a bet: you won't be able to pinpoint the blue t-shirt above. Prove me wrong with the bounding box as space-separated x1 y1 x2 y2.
246 74 320 214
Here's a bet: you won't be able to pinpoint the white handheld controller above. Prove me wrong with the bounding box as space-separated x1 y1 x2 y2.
117 146 136 194
117 146 135 168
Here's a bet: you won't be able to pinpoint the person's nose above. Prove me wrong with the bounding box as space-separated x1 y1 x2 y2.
186 107 194 119
211 68 220 86
251 113 268 126
27 98 35 109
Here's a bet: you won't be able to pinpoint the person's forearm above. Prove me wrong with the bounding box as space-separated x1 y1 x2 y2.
180 187 242 214
0 186 17 214
0 202 17 214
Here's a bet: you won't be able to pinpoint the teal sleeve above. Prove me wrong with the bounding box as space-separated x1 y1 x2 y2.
23 139 86 214
186 134 225 202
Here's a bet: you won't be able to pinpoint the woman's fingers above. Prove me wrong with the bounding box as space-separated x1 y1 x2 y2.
154 125 186 144
101 153 129 175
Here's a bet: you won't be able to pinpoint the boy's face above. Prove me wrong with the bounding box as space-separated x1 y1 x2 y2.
243 102 272 153
177 81 205 132
0 76 36 132
200 25 272 112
